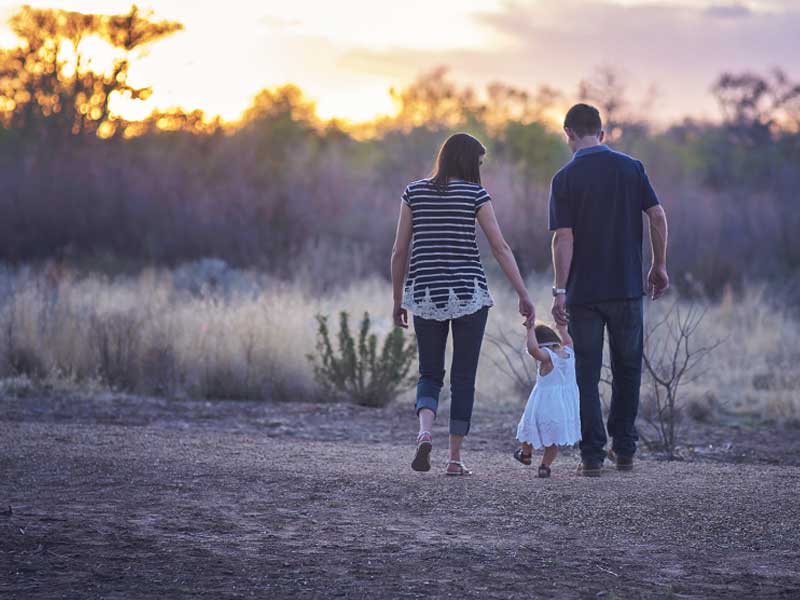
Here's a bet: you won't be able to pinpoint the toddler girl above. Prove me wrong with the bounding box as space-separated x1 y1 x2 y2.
514 322 581 477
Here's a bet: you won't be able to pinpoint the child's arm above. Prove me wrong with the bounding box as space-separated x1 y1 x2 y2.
526 324 552 363
557 323 573 347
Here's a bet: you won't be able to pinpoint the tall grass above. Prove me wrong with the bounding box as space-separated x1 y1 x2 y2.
0 262 391 402
0 261 796 423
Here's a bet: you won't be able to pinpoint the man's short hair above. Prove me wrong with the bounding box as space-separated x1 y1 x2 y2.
564 103 602 137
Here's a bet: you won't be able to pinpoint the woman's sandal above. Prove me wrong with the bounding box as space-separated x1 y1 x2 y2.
411 431 433 472
445 460 472 476
513 448 533 466
537 464 552 478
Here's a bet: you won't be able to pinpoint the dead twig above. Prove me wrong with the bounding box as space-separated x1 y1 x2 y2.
641 301 721 459
485 328 535 395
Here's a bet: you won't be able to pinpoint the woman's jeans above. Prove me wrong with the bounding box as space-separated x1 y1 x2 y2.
568 298 644 464
412 307 489 436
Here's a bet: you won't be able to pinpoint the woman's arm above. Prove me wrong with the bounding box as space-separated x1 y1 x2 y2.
476 202 535 325
526 323 552 363
390 202 413 328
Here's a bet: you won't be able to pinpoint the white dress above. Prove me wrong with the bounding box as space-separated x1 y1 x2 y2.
516 346 582 449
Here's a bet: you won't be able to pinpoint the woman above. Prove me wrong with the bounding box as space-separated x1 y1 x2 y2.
390 132 535 475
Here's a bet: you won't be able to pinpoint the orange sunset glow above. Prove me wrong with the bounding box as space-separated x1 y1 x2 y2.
1 0 798 126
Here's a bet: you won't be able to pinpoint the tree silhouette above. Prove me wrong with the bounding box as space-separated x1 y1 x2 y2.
577 66 630 140
0 5 182 138
712 69 800 142
389 67 483 130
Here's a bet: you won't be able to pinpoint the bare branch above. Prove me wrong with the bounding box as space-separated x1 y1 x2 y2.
641 299 720 459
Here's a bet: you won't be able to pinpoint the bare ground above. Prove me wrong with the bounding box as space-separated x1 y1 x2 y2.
1 394 800 600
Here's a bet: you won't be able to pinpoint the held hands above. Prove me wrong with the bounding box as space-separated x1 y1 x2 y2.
518 295 535 328
551 294 568 327
648 264 669 301
393 303 408 328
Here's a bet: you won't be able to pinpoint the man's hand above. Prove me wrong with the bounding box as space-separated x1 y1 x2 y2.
519 295 535 327
393 303 408 328
647 264 669 300
551 294 568 326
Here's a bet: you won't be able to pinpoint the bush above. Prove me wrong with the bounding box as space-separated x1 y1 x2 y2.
139 333 180 396
307 311 417 407
640 303 722 459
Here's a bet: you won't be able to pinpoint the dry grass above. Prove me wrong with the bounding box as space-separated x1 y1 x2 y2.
0 262 391 403
0 261 796 424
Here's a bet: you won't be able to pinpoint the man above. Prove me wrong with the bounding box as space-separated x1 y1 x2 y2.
549 103 669 477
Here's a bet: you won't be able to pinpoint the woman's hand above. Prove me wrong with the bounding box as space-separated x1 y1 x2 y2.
519 295 535 327
393 303 408 329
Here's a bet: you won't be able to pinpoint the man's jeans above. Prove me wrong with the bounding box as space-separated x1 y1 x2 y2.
568 298 643 463
413 307 489 436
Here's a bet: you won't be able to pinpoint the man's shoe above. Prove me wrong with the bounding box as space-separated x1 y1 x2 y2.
576 461 603 477
608 449 634 471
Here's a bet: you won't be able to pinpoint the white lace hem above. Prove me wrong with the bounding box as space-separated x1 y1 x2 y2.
516 422 581 450
402 278 494 321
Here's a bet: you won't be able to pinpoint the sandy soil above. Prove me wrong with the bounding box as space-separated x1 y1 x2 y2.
2 394 799 599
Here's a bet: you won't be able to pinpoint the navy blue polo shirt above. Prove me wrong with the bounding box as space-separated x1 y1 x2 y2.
548 145 660 305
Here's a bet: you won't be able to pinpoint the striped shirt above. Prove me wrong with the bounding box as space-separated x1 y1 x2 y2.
401 179 494 321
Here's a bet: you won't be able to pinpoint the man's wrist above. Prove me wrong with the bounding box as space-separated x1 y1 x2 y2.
552 286 567 297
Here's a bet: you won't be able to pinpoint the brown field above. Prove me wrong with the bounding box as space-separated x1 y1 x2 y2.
2 394 799 600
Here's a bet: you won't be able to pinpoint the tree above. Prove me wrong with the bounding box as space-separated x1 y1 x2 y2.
712 69 800 142
389 67 483 131
484 82 562 133
123 107 221 137
0 5 182 138
577 66 630 141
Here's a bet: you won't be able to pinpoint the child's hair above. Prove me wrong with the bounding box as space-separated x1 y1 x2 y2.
535 324 562 347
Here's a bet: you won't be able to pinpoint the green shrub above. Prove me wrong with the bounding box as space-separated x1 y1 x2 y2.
308 311 417 407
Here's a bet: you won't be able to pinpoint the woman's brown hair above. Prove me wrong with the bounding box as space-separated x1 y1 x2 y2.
429 132 486 193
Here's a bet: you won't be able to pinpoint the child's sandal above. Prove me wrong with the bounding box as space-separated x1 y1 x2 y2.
445 460 472 476
537 464 551 478
513 448 533 466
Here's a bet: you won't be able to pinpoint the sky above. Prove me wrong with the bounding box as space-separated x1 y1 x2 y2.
0 0 798 124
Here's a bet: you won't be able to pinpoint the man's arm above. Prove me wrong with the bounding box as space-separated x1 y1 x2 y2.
646 205 669 300
551 228 573 325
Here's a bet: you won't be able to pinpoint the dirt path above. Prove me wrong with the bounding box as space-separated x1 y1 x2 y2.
2 395 800 599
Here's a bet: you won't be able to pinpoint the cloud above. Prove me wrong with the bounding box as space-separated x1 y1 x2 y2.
341 0 800 122
704 4 753 18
